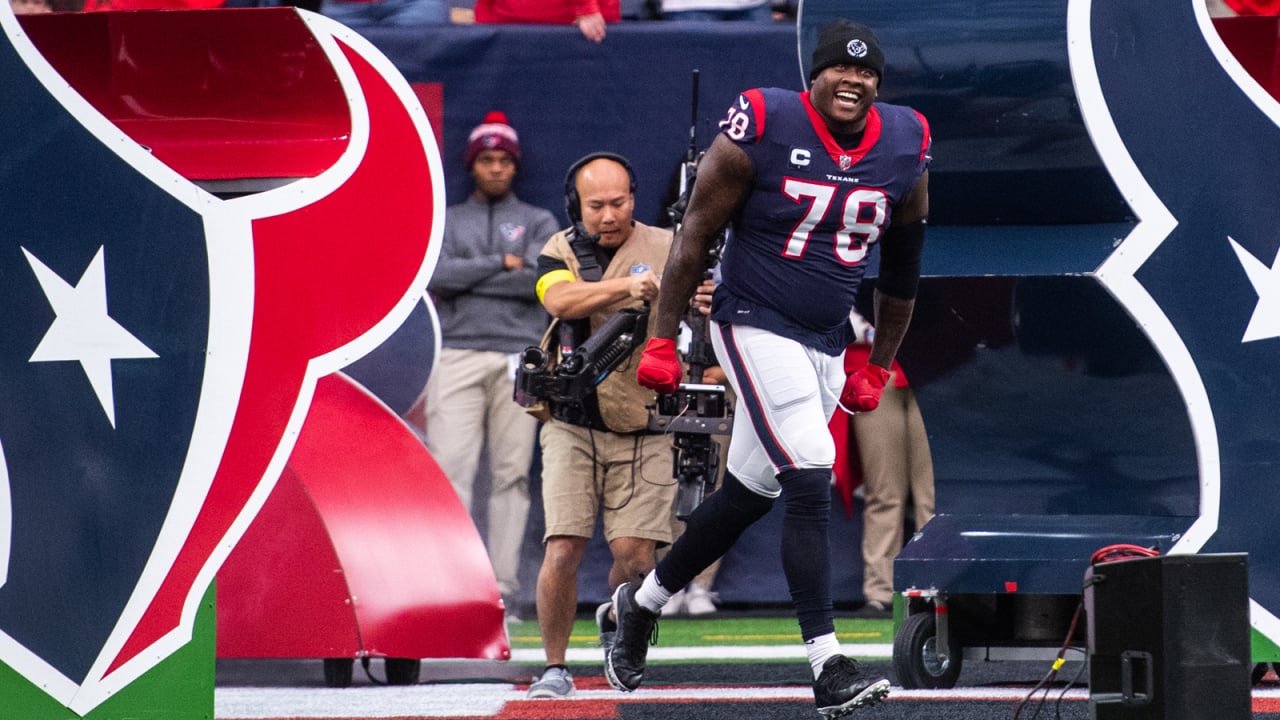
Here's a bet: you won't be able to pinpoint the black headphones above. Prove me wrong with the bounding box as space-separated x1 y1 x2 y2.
563 151 637 225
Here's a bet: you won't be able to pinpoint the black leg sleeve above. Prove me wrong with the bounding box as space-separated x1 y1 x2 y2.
655 471 775 592
778 467 835 641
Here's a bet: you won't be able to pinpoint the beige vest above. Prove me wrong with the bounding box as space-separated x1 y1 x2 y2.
543 222 673 432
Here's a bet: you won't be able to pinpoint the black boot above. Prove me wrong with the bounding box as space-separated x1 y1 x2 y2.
812 655 890 717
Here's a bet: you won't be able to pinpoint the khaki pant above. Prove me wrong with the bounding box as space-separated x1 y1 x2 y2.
540 420 676 544
426 348 537 597
853 381 935 605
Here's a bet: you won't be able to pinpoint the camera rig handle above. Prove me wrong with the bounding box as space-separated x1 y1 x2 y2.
513 305 650 410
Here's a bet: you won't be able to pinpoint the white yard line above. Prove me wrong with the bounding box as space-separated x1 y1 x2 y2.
216 684 514 719
509 643 893 663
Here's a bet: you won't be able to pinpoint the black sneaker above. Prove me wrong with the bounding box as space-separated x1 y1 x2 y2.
813 655 890 717
603 582 658 692
596 601 617 651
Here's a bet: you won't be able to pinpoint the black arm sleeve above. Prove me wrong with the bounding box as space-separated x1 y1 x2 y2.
876 218 925 300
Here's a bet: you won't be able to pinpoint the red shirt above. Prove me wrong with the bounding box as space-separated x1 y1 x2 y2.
83 0 222 9
473 0 620 23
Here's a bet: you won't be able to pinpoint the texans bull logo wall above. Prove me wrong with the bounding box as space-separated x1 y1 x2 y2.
0 8 441 714
1070 0 1280 638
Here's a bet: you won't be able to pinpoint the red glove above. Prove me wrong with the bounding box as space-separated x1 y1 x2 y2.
636 337 682 394
841 363 891 413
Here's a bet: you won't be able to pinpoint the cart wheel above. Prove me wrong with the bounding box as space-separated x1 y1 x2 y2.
893 611 962 689
323 658 354 688
385 657 421 686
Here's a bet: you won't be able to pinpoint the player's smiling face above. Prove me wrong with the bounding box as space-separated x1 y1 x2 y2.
811 64 879 133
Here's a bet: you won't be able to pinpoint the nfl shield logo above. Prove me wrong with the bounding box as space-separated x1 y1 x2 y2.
838 154 852 170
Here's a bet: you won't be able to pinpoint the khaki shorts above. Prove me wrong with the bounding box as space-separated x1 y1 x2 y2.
540 420 676 544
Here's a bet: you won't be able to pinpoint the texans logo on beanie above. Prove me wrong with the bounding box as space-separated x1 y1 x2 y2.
809 19 885 82
465 110 521 169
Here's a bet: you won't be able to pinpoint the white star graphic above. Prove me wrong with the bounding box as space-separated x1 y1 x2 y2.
1228 237 1280 344
24 246 158 427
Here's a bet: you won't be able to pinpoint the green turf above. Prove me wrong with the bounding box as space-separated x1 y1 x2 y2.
507 616 893 650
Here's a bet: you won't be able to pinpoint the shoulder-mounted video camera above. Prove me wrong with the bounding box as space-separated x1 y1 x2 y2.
514 305 649 409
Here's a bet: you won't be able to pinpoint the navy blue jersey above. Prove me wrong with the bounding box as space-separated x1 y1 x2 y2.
710 88 931 354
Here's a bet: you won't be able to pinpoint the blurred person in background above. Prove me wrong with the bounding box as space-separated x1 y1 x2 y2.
474 0 620 43
424 111 557 622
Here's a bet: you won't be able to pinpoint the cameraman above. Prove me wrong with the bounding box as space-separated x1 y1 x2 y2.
525 153 676 699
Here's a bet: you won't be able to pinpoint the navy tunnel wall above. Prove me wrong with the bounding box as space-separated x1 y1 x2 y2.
356 14 1194 606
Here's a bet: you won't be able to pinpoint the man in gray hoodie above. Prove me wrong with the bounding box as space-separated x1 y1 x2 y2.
425 112 558 618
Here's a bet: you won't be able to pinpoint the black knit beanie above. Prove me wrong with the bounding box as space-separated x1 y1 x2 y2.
809 19 885 82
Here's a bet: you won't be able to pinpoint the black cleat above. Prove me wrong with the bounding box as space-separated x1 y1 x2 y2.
813 655 890 717
603 582 658 692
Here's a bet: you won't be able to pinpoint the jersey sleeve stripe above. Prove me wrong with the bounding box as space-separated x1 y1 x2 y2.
914 109 932 162
745 88 766 141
